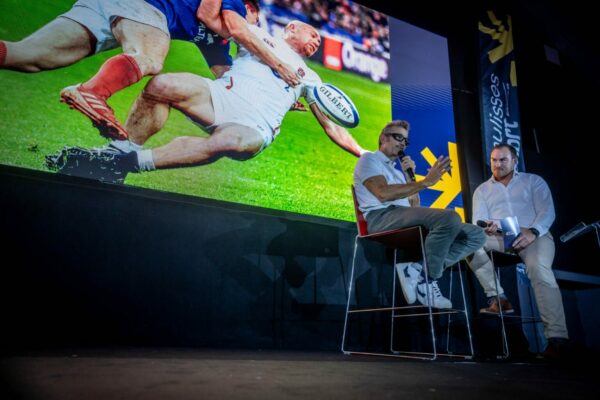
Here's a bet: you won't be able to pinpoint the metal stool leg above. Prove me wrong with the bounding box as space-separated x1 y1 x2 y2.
341 236 360 355
445 262 474 358
390 232 437 360
490 251 509 358
458 262 475 357
446 265 454 353
390 249 398 353
421 234 438 360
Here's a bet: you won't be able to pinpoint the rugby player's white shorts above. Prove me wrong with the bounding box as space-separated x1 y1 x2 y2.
60 0 169 53
203 76 280 153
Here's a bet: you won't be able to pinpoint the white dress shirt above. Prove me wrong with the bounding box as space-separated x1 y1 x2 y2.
472 170 555 237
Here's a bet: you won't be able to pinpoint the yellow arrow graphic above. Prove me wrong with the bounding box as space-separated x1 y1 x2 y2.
415 142 465 221
479 12 514 64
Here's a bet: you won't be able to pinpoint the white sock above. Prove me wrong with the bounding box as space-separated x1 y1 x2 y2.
111 140 143 153
136 149 156 171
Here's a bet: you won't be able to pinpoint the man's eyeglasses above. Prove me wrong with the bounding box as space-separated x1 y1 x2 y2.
386 133 409 145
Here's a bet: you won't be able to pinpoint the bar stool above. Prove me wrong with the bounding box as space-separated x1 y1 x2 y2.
487 250 542 358
341 187 473 360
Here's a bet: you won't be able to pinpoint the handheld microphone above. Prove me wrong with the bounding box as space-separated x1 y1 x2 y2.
398 151 416 182
476 220 503 234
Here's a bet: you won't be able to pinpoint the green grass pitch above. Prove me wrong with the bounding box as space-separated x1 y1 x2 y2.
0 0 391 221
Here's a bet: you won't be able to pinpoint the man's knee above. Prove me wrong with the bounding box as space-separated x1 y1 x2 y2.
472 225 486 247
228 150 257 161
211 126 263 160
143 74 177 100
145 60 163 76
469 247 491 270
524 262 559 288
444 210 461 223
134 54 163 76
438 210 462 227
222 135 260 160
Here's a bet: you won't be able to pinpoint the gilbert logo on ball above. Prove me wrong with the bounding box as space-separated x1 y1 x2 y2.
313 83 360 128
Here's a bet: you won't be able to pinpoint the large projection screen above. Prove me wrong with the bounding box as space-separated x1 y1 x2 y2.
0 0 462 221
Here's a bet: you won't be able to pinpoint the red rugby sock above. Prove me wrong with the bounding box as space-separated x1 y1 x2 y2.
0 41 7 66
81 54 142 100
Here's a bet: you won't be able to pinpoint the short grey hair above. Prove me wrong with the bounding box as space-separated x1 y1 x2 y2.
379 120 410 146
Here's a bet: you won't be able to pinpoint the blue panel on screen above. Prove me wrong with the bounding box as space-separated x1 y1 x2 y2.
389 19 463 214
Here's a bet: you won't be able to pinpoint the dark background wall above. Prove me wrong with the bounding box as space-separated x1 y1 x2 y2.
1 0 599 353
1 167 361 350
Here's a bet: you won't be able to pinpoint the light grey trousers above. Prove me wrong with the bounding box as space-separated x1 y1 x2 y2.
468 233 569 339
365 206 486 279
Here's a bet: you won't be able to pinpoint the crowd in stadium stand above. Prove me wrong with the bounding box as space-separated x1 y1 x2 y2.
261 0 390 56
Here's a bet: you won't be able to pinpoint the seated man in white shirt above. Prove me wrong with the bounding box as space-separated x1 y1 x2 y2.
353 120 485 309
469 143 569 359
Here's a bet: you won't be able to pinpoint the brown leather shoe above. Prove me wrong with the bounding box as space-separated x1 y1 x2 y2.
542 338 569 360
480 297 514 314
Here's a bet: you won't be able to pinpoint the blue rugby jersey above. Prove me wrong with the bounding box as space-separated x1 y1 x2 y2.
144 0 247 42
144 0 248 66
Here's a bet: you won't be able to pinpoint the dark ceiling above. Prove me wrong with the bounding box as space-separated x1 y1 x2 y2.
363 0 600 87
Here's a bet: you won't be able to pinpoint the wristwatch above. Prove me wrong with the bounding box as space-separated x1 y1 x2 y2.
530 227 540 238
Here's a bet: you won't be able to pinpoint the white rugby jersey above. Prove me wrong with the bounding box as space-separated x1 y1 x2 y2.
233 26 319 107
211 24 321 138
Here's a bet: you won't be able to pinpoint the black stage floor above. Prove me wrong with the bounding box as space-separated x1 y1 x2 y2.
1 348 596 399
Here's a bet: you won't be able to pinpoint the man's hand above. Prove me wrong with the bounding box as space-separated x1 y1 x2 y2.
421 155 451 187
399 154 416 177
482 221 501 235
276 63 301 87
289 101 308 112
196 0 228 37
512 228 537 250
222 10 300 87
477 220 501 235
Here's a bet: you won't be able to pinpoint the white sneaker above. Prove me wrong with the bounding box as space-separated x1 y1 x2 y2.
395 262 423 304
416 280 452 309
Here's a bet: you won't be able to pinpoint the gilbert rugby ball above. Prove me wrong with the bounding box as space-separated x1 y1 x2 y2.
313 83 360 128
